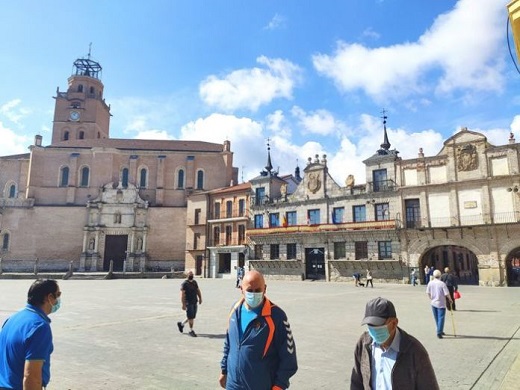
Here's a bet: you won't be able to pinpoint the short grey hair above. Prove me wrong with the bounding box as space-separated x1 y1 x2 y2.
433 269 442 279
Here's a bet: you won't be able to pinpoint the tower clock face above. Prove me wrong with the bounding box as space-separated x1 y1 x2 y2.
69 111 80 121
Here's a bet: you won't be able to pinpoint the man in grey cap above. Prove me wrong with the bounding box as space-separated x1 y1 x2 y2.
350 297 439 389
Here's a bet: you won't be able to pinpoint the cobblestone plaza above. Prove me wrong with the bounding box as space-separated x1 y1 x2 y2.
0 278 518 389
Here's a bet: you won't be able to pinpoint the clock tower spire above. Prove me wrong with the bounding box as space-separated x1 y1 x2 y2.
51 49 111 144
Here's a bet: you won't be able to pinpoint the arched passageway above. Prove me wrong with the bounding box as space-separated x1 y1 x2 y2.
506 250 520 287
420 245 478 285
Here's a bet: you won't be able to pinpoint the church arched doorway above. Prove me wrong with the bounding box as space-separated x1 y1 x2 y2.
506 250 520 287
420 245 479 285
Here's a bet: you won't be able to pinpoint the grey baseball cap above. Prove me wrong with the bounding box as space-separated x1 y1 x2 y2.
361 297 397 326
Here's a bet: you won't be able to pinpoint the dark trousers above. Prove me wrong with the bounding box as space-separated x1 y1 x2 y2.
447 286 456 310
365 279 373 287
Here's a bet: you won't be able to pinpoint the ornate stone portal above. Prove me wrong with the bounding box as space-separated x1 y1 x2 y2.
79 182 149 272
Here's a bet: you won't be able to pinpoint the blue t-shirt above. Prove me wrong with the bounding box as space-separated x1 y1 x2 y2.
239 304 262 337
0 304 53 389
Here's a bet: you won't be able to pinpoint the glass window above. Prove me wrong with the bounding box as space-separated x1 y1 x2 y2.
214 202 220 219
334 242 346 259
308 209 320 225
287 211 297 226
177 169 185 189
79 131 85 139
213 227 220 245
238 225 245 244
378 241 392 259
353 205 366 222
287 243 297 259
355 242 368 260
254 214 263 229
2 233 9 251
63 131 69 141
225 226 232 245
194 209 201 225
60 167 69 187
254 244 263 260
194 233 200 249
78 84 83 93
373 169 388 192
270 213 280 227
405 199 421 228
196 170 204 190
332 207 344 224
121 168 129 188
270 244 280 259
375 203 390 221
255 187 265 205
80 167 89 187
226 200 233 218
238 199 245 216
139 168 147 188
8 184 16 198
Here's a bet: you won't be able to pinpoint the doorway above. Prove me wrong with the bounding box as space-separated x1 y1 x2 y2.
103 235 128 271
305 247 325 280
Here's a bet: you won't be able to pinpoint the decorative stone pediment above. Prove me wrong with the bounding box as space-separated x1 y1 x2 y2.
89 182 148 207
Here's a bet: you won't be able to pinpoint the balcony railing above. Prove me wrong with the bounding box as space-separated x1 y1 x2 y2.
247 219 397 236
405 212 518 229
367 179 396 193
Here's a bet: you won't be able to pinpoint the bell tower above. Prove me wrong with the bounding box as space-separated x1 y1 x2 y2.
51 50 111 144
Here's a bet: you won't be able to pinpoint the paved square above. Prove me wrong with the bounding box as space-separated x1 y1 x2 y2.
0 278 518 389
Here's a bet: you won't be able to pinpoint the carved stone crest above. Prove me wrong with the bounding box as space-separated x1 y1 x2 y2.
307 172 321 193
457 144 478 172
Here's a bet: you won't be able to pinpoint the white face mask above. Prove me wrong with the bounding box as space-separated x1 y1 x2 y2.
244 292 264 308
51 297 61 314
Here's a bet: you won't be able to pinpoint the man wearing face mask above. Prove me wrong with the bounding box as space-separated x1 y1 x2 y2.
0 279 61 390
219 270 298 390
177 270 202 337
351 297 439 390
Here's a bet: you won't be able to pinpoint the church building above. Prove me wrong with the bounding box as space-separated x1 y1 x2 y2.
0 55 237 273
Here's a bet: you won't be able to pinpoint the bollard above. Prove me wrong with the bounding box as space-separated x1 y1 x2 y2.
123 260 127 274
34 258 39 275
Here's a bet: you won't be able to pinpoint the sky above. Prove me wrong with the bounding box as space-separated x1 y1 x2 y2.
1 0 520 186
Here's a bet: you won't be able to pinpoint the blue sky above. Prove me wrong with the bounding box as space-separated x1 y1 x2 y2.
1 0 519 185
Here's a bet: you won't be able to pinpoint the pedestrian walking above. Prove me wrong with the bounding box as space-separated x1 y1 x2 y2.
424 265 430 285
441 267 459 310
0 279 62 390
426 270 453 339
410 268 417 286
235 266 244 289
353 272 362 287
177 270 202 337
351 297 439 389
219 270 298 389
365 269 373 288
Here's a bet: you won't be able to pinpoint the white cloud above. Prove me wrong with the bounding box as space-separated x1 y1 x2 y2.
264 13 286 30
0 121 30 156
361 27 380 41
291 106 349 136
312 0 504 102
199 56 303 112
134 130 174 140
180 113 266 181
266 110 292 138
0 99 31 126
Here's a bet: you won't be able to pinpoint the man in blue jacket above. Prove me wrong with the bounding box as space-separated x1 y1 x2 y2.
0 279 61 390
219 270 298 390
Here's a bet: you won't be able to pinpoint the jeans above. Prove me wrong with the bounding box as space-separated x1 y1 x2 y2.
431 306 446 335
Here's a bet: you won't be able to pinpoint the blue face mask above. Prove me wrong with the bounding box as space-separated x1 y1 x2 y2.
51 297 61 314
367 324 390 344
244 292 264 308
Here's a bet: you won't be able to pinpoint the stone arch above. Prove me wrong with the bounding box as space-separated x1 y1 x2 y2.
4 181 17 198
138 165 149 188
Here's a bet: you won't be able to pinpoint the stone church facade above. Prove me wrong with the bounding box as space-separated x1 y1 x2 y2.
0 55 237 273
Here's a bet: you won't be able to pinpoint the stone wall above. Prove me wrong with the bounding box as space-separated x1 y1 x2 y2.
248 260 304 281
328 260 408 283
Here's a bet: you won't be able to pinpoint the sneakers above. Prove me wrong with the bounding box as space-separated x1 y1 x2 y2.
177 322 184 333
189 330 197 337
437 334 443 339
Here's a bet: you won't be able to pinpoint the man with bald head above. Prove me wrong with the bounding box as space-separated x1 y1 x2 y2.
219 270 298 389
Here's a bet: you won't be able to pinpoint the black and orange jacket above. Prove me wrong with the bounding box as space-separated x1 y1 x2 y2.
221 297 298 390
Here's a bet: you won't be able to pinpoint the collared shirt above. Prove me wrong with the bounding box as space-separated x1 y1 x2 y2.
371 329 401 389
426 279 450 308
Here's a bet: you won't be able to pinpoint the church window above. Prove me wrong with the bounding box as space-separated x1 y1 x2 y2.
63 131 69 141
79 131 85 139
97 132 100 139
139 168 148 188
60 167 69 187
78 85 83 93
2 233 9 251
196 170 204 190
177 169 185 189
8 184 16 198
90 86 95 94
80 167 90 187
121 168 129 188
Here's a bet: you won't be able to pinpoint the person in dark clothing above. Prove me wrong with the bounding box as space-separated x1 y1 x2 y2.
353 272 362 287
441 267 458 310
177 270 202 337
351 297 439 389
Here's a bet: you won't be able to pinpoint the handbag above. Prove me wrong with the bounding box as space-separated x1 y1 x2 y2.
453 290 461 300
